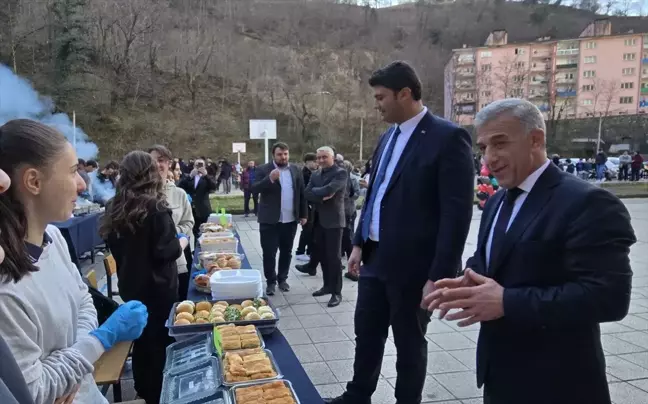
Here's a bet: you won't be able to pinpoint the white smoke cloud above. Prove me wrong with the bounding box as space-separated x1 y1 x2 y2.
0 63 99 159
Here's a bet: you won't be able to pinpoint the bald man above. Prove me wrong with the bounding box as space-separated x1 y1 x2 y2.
304 146 348 307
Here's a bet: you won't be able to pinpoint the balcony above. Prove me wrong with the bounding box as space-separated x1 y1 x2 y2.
455 84 475 91
456 70 475 77
556 63 578 69
529 93 548 99
529 80 549 86
640 99 648 108
456 57 475 65
531 64 550 72
535 104 550 112
556 48 579 56
643 58 648 64
556 77 576 84
557 90 577 97
641 88 648 94
531 50 552 59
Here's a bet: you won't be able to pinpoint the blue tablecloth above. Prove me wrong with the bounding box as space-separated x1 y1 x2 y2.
187 229 323 404
52 213 104 267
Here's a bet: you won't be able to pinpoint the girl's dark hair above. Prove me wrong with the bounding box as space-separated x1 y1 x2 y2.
0 119 69 283
148 144 173 161
100 151 167 239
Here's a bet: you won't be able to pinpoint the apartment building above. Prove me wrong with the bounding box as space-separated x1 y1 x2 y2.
444 19 648 126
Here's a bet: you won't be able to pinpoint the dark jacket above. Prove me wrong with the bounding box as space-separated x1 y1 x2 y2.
595 152 607 165
240 167 256 190
344 173 360 218
0 335 33 404
302 166 313 187
305 165 348 229
105 203 183 308
179 174 217 219
632 154 644 169
251 162 307 224
219 162 233 179
354 112 474 285
466 163 635 404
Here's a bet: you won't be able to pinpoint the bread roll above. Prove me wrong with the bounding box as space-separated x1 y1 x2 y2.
241 300 254 308
176 312 195 322
174 318 191 326
195 301 212 312
260 312 275 320
212 316 226 323
257 306 273 315
195 318 210 324
175 302 194 314
216 301 229 307
245 312 262 320
240 307 258 317
195 310 210 319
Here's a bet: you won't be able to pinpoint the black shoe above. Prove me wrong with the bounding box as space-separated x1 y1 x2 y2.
312 288 331 297
266 284 276 296
278 281 290 292
296 263 316 276
328 294 342 307
344 272 359 282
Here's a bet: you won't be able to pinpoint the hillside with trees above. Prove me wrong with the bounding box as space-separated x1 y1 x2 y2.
1 0 646 160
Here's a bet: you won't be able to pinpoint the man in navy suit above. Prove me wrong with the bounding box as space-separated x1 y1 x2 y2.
325 61 474 404
424 99 636 404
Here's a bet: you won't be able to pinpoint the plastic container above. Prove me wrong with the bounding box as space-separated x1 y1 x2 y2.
160 357 222 404
207 213 232 226
199 231 235 240
164 333 214 373
217 326 266 352
171 390 229 404
200 238 239 254
221 349 282 387
199 252 245 271
229 380 300 404
210 270 262 301
167 298 280 337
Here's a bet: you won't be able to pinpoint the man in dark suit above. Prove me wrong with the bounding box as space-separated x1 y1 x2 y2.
251 142 308 296
304 146 348 307
325 61 474 404
424 98 636 404
178 158 217 237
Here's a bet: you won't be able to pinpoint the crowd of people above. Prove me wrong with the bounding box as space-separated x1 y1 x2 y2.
0 59 640 404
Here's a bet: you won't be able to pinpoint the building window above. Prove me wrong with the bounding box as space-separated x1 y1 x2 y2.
513 75 525 83
620 96 634 104
623 53 636 61
585 41 596 49
480 51 492 58
621 82 634 89
515 62 525 69
480 103 489 109
511 88 523 96
564 73 574 79
515 48 526 55
624 38 637 46
481 64 492 72
466 93 474 100
583 70 596 78
584 56 597 64
622 67 636 75
480 90 491 97
582 99 593 106
582 84 595 91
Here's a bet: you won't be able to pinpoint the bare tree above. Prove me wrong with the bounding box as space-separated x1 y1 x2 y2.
492 55 530 98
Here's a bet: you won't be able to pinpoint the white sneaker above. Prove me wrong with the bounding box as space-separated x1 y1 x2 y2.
296 254 310 262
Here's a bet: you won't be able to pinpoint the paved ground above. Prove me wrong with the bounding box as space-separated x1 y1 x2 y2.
98 198 648 403
233 199 648 404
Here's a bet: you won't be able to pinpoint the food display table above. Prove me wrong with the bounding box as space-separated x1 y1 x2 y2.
52 212 104 268
186 228 324 404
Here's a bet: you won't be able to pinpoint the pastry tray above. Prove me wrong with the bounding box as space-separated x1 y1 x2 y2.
166 389 230 404
164 333 214 374
161 357 223 404
217 327 266 352
228 380 300 404
221 349 283 387
166 298 279 336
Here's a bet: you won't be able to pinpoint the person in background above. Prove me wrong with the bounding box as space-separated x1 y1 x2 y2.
325 61 474 404
424 98 635 404
342 160 360 281
0 119 147 404
565 158 575 175
179 158 217 237
576 158 585 179
102 151 187 404
251 142 308 296
240 161 259 217
631 151 644 182
305 146 348 307
186 158 195 174
295 153 318 262
219 159 233 194
149 145 195 301
0 167 34 404
619 151 632 181
595 150 607 182
90 160 119 205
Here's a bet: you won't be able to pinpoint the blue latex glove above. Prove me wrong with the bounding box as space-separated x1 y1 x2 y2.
90 301 148 350
177 233 189 241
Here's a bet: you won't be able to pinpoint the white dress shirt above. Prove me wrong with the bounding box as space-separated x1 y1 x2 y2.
485 159 551 267
274 163 295 223
194 174 201 189
369 107 428 241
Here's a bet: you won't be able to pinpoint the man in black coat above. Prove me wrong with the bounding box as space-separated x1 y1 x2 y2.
179 158 217 237
251 142 308 295
304 146 348 307
424 98 636 404
325 61 475 404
